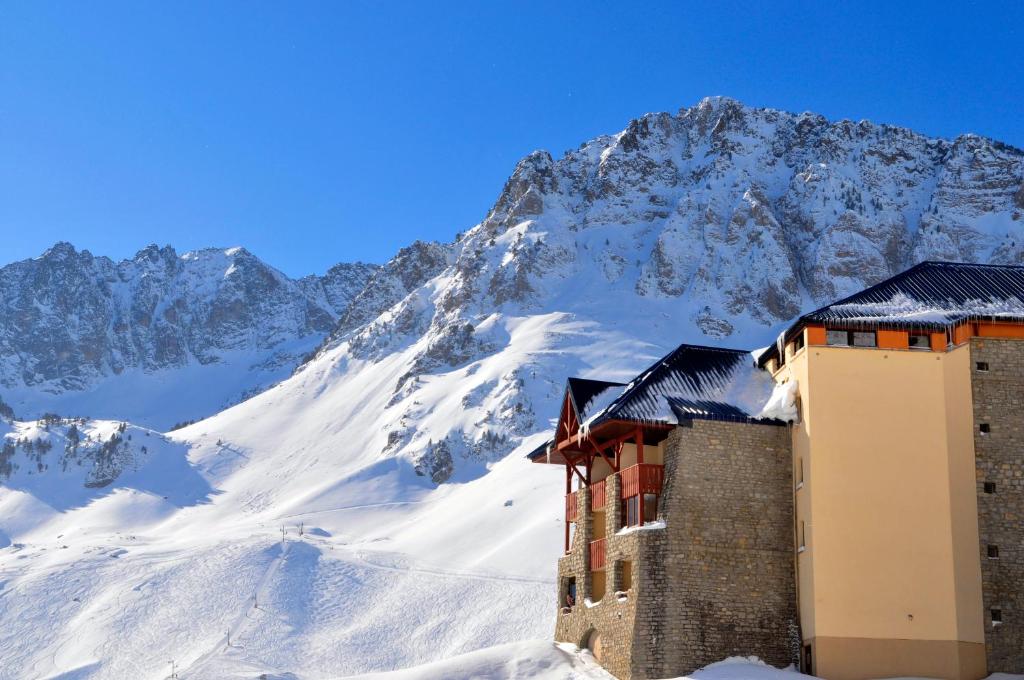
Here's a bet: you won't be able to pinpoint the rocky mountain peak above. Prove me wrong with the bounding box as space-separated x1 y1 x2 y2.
0 243 378 427
317 98 1024 481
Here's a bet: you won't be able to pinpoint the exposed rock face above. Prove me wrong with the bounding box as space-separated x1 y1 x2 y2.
335 240 453 340
0 243 377 423
335 97 1023 478
4 98 1023 476
299 261 381 316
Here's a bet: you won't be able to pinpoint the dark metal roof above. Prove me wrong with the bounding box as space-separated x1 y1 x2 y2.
566 377 626 423
804 261 1024 325
587 343 778 427
760 261 1024 366
525 438 553 461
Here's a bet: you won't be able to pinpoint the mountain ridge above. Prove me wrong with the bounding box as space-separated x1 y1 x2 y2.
0 241 381 427
2 96 1024 679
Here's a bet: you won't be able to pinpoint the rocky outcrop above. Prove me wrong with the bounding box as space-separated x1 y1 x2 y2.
4 97 1023 478
299 261 380 316
349 97 1024 479
0 243 377 418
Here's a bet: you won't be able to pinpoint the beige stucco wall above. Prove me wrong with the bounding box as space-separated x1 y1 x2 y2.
775 339 985 677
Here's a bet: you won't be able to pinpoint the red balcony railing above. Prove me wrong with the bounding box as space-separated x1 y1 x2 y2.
565 491 579 522
620 463 664 499
589 538 607 570
590 479 607 511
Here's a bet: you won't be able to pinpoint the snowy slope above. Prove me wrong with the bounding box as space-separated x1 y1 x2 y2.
2 98 1024 679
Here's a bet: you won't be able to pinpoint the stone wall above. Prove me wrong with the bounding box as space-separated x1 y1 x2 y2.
971 338 1024 673
555 472 654 679
553 418 797 679
633 419 798 677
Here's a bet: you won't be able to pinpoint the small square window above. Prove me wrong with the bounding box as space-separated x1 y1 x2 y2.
992 608 1003 625
980 423 991 434
977 362 990 372
852 331 877 347
988 545 1000 559
826 330 849 346
909 334 930 349
984 482 997 494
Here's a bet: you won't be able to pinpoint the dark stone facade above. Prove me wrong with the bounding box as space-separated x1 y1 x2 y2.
554 419 798 679
971 338 1024 673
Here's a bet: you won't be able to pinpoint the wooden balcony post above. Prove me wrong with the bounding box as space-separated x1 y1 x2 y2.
564 464 571 553
635 427 644 526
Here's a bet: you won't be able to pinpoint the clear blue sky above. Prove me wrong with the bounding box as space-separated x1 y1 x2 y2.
1 2 1022 277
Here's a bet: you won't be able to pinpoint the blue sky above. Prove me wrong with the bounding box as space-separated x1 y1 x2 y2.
1 2 1022 277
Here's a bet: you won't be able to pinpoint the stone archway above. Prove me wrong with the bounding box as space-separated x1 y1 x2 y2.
581 628 603 662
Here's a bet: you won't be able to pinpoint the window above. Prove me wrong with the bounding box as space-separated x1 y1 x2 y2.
803 645 813 674
988 545 1000 559
992 608 1003 626
622 494 658 527
977 362 990 372
980 423 991 434
796 458 804 488
826 329 877 347
620 560 633 591
799 521 807 550
909 334 930 349
643 493 657 522
852 331 876 347
826 329 849 346
984 481 997 494
792 333 805 353
562 577 577 610
618 497 634 528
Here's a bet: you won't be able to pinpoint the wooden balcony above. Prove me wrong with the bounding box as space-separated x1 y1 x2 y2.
620 463 664 499
590 479 607 511
589 537 607 570
565 491 579 522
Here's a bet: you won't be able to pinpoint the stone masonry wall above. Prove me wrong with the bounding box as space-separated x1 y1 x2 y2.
633 419 798 677
554 418 797 679
971 338 1024 673
555 472 654 679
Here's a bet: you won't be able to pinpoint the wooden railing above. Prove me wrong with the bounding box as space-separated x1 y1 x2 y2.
589 538 607 570
620 463 664 499
565 491 579 522
590 479 607 511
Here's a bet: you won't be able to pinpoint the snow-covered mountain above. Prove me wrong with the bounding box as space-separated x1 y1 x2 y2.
0 243 379 428
1 97 1023 679
308 95 1024 481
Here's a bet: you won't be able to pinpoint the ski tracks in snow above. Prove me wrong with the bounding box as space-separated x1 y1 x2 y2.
178 540 292 679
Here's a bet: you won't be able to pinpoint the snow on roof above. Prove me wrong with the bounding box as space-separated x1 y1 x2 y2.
757 261 1024 367
586 344 784 427
566 377 627 425
527 344 794 460
804 261 1024 328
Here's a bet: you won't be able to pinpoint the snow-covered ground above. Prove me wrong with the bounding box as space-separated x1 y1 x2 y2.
3 97 1023 678
0 306 791 680
340 645 824 680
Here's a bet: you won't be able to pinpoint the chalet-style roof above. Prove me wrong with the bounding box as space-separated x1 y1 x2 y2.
593 344 764 426
566 377 626 425
760 260 1024 367
527 344 783 461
